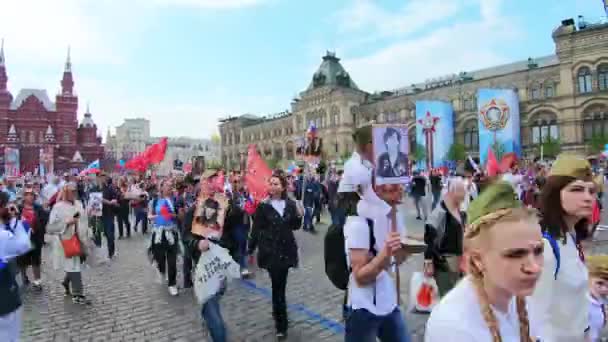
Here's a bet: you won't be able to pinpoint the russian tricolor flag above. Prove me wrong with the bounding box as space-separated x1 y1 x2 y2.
80 159 100 175
307 121 317 138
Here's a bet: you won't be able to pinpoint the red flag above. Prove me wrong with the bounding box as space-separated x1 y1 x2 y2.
125 155 149 172
144 137 168 165
183 162 192 173
486 147 500 177
244 144 272 202
499 152 518 173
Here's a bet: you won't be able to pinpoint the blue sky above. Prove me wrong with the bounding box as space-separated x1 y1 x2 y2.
0 0 602 139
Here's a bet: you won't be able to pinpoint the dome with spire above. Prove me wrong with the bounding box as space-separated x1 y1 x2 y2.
80 103 96 128
307 51 359 91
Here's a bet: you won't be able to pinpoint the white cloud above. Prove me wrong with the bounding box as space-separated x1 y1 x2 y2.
338 0 524 92
151 0 269 9
335 0 469 39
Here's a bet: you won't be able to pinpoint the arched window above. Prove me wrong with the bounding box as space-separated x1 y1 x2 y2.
578 67 593 93
63 133 70 143
583 111 608 141
531 117 559 144
530 85 541 100
331 106 340 126
545 82 555 98
463 121 479 150
408 129 416 154
599 64 608 91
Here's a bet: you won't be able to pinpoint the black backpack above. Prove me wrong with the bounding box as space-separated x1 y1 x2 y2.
324 219 375 290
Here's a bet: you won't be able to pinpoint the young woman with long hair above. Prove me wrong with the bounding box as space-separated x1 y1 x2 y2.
248 171 303 340
425 181 543 341
528 154 595 341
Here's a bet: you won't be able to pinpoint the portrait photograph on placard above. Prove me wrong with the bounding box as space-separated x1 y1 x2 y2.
372 125 409 185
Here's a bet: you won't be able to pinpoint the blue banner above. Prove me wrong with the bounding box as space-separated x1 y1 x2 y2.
415 100 454 170
477 88 521 164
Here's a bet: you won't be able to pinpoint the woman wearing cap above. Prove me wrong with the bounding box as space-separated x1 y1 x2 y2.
0 191 31 341
16 187 48 290
248 171 302 340
528 154 595 341
425 182 543 341
46 183 92 305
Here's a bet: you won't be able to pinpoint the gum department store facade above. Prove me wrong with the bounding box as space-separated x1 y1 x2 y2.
220 20 608 170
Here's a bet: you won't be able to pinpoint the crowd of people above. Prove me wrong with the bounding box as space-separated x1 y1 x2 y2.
0 124 607 341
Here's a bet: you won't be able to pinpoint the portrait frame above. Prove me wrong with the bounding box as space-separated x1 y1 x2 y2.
372 124 410 185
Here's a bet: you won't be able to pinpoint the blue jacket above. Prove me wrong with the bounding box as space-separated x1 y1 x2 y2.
0 219 31 315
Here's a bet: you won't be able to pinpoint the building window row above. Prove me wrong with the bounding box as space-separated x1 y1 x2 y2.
583 113 608 141
577 65 608 94
531 120 559 144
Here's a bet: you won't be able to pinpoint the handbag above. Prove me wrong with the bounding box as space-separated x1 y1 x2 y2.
61 224 82 258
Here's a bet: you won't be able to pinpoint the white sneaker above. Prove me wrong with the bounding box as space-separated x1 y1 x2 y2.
168 286 178 296
241 269 251 278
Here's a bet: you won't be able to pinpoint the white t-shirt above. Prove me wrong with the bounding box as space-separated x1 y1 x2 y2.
270 199 286 217
344 198 405 316
588 293 607 342
528 234 589 341
425 277 542 342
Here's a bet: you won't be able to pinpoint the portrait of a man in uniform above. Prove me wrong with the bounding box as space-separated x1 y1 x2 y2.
376 127 408 178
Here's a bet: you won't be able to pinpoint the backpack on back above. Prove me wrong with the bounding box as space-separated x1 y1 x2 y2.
324 218 374 291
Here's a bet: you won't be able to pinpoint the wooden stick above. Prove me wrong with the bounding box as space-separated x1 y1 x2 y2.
390 205 401 306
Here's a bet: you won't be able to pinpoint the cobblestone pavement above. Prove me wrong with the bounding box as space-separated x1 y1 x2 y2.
20 194 608 342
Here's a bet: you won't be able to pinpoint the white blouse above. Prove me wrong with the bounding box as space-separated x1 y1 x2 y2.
425 277 542 342
528 234 589 341
588 293 607 342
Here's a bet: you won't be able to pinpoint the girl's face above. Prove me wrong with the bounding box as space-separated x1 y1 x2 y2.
590 277 608 302
269 177 283 197
473 219 544 297
560 180 595 219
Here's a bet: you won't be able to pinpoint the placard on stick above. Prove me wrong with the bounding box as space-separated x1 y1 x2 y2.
372 124 410 185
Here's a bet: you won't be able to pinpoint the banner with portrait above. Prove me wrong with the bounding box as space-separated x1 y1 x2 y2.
415 101 454 170
372 124 409 185
477 88 521 164
4 148 20 177
39 146 54 177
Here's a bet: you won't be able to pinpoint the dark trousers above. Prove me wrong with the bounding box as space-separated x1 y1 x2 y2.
268 267 289 333
134 209 148 234
183 252 194 287
117 210 131 238
432 190 441 210
102 215 116 258
152 235 178 287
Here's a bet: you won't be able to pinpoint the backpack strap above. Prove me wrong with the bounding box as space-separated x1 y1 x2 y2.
366 218 377 305
542 232 560 280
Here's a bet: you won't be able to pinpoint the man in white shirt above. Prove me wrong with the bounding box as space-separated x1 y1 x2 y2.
344 182 412 342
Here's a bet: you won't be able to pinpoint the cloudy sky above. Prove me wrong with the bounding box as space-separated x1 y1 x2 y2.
0 0 601 139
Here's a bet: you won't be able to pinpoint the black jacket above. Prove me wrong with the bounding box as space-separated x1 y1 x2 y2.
248 199 302 270
18 204 48 246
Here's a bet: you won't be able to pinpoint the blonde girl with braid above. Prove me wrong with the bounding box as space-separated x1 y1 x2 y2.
425 181 544 342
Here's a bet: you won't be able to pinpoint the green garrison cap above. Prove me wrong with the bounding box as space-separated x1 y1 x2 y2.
352 125 372 146
550 153 592 181
588 255 608 279
467 181 521 226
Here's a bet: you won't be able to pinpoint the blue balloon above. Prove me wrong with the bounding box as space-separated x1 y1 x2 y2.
119 159 126 167
604 143 608 151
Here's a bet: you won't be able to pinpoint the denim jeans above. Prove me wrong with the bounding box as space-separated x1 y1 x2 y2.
345 307 411 342
134 209 148 234
201 293 227 342
432 191 441 210
232 224 249 269
303 207 314 230
102 215 116 258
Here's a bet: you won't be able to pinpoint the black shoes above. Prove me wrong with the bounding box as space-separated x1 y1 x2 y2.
72 295 92 305
61 280 71 297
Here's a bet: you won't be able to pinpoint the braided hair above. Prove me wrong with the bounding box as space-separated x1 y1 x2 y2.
465 207 536 342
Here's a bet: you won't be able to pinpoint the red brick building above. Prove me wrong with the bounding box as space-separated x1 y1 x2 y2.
0 43 104 174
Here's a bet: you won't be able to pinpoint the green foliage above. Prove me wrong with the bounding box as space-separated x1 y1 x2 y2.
446 143 467 161
413 143 426 162
263 156 280 170
206 160 223 170
589 134 608 154
538 136 561 158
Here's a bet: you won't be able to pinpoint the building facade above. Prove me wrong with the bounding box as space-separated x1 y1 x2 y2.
147 136 219 175
219 19 608 169
0 45 104 173
105 118 151 160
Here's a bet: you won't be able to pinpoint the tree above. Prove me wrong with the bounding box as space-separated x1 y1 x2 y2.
211 133 221 144
206 160 222 170
589 134 608 154
491 140 506 161
263 156 280 170
538 136 561 158
446 143 466 162
413 143 426 162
